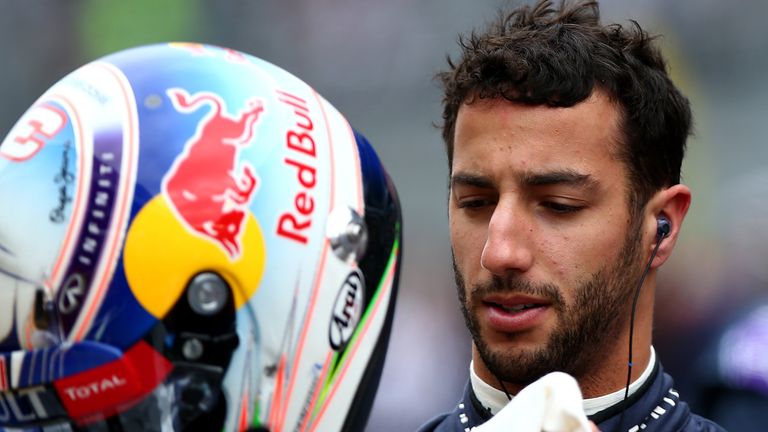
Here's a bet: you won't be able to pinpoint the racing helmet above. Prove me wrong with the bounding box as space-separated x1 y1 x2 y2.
0 42 401 431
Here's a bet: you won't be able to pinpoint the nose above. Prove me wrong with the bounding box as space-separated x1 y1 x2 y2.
480 202 534 275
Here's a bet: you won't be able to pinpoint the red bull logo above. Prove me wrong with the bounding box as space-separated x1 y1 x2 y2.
163 88 265 258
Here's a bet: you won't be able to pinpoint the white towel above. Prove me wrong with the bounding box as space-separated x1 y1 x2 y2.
474 372 593 432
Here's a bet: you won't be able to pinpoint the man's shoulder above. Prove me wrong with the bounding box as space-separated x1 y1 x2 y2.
416 405 482 432
594 363 728 432
681 414 729 432
416 366 730 432
415 400 485 432
416 381 491 432
417 410 729 432
415 413 451 432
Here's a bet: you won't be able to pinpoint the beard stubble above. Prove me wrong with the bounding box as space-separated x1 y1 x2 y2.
454 222 644 387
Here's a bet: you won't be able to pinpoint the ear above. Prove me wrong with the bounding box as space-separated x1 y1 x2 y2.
646 184 691 268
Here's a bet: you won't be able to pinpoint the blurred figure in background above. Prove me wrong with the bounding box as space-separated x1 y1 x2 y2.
695 302 768 431
687 169 768 432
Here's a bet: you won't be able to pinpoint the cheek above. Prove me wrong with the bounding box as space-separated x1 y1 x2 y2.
543 225 627 281
539 241 573 281
450 229 476 257
450 223 484 265
536 229 593 281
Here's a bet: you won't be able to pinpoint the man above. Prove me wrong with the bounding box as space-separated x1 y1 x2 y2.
419 1 726 431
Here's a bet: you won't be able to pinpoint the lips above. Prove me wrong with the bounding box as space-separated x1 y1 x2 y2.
494 303 539 313
481 295 551 333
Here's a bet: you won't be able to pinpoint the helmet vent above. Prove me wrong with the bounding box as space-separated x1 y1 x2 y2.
327 206 368 263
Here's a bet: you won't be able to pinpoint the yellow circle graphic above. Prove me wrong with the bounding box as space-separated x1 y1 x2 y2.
123 195 266 319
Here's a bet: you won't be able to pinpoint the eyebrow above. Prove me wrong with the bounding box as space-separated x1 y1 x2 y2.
450 173 494 189
521 169 597 189
451 169 598 190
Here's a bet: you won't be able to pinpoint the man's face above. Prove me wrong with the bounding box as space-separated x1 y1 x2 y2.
449 91 644 386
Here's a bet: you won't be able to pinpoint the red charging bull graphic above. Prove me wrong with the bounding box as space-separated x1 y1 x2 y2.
163 88 265 258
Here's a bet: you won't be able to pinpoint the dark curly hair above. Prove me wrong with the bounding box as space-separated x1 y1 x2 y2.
438 0 692 214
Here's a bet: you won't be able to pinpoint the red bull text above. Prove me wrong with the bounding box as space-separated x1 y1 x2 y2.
276 89 318 245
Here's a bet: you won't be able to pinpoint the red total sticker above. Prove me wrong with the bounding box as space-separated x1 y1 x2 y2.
53 341 173 422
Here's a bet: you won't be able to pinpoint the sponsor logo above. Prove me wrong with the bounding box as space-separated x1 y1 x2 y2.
58 273 86 315
275 89 318 245
53 340 173 421
163 88 264 259
60 374 128 402
55 144 118 329
329 270 365 351
0 387 51 424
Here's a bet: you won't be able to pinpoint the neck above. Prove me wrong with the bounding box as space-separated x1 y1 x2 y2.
470 348 657 416
472 348 651 400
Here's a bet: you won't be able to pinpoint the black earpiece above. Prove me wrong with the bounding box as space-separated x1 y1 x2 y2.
620 215 673 429
656 216 671 240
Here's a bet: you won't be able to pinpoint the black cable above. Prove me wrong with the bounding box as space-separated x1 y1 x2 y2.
496 375 513 401
617 231 667 431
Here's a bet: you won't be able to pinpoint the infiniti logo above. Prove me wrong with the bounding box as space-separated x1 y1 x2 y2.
58 273 86 315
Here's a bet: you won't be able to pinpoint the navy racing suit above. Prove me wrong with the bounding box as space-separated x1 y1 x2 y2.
418 361 727 432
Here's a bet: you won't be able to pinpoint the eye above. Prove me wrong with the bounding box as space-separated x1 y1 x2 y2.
541 201 584 214
457 198 495 210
